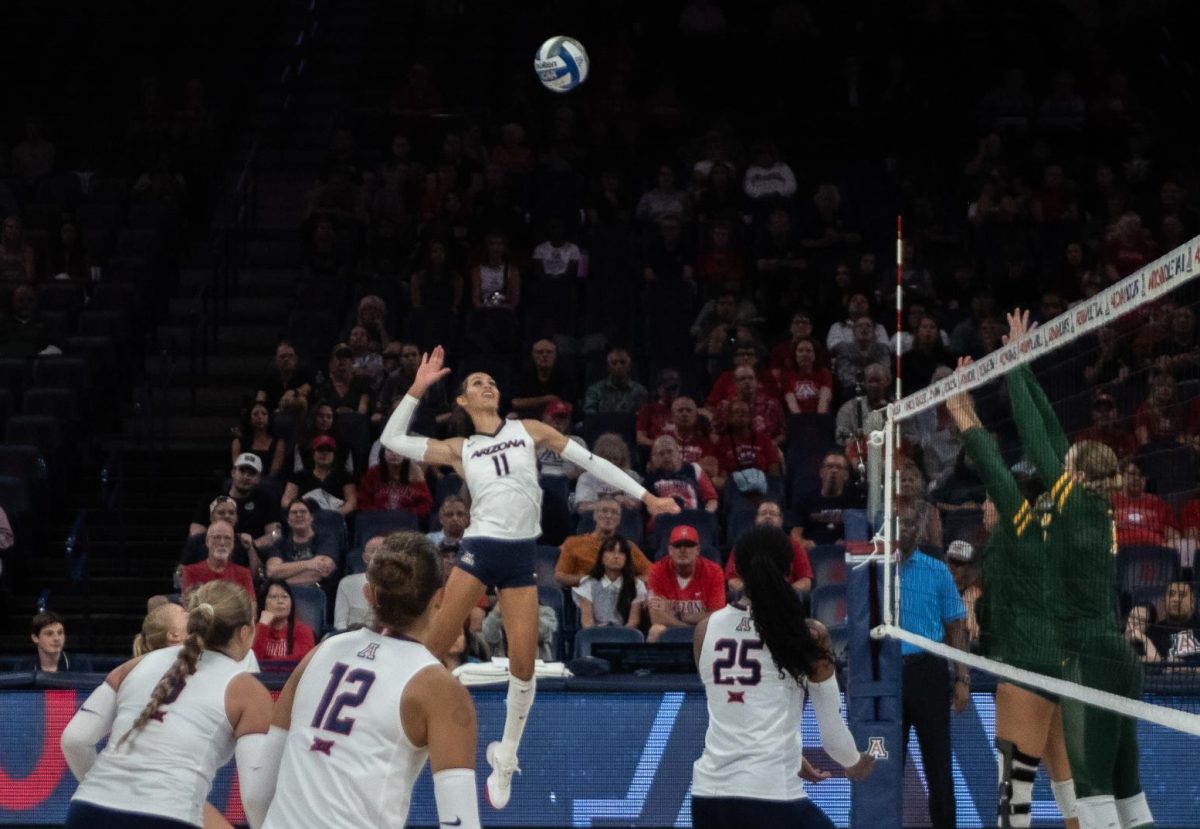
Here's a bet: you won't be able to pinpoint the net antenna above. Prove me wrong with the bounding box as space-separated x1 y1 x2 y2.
873 233 1200 736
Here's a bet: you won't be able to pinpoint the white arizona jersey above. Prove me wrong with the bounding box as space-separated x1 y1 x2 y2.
692 603 808 801
264 627 441 829
73 646 245 825
461 419 542 540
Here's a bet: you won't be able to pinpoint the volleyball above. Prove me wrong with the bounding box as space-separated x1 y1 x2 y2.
534 36 589 93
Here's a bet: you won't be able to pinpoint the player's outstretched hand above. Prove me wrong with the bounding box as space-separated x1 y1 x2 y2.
1003 308 1035 346
843 752 875 781
643 494 681 516
798 757 832 783
411 345 452 397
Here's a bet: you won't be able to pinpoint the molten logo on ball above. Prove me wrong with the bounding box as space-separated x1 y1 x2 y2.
534 35 589 93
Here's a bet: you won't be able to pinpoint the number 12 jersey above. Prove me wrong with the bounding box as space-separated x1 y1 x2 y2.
264 628 440 829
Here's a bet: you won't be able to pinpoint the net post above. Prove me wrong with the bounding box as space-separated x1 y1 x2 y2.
895 215 903 402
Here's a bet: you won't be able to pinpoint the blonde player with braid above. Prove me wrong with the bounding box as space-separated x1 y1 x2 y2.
60 582 280 829
1005 309 1152 829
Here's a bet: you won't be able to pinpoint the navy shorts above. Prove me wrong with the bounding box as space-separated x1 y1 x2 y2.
456 536 537 590
691 795 836 829
67 800 197 829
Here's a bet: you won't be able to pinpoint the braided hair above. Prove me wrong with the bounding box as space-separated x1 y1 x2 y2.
119 581 251 747
733 525 832 685
588 534 639 624
369 531 444 633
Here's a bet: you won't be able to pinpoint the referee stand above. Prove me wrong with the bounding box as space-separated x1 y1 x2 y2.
847 556 902 829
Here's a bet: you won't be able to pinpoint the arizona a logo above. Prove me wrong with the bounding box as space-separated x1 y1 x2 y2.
867 737 889 760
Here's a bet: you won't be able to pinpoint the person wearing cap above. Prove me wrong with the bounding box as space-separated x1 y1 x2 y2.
314 342 370 414
180 520 257 604
636 367 683 449
536 400 587 479
282 435 358 516
646 525 725 642
1076 392 1136 462
187 454 282 556
510 339 578 420
945 540 981 648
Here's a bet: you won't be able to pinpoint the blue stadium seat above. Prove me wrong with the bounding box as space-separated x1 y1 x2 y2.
656 626 697 645
810 584 848 628
843 509 871 542
808 545 849 588
353 509 419 549
573 625 644 659
22 387 80 424
5 416 64 459
534 545 560 588
1117 546 1180 597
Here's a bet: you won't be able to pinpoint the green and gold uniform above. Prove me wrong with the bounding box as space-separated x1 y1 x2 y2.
960 419 1058 683
1008 366 1145 804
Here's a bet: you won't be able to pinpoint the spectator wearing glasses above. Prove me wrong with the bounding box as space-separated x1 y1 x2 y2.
265 498 338 632
511 339 578 420
555 497 653 588
574 434 644 515
426 495 470 550
180 520 257 604
584 348 649 415
283 436 357 515
180 494 261 574
791 452 864 548
705 343 780 408
646 525 725 642
725 501 813 598
645 435 720 515
188 454 281 556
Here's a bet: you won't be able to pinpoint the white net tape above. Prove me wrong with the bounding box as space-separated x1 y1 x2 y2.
879 234 1200 737
895 233 1200 419
873 624 1200 737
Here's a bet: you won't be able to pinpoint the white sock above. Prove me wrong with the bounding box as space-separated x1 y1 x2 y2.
500 676 535 757
1051 779 1078 821
1077 796 1120 829
1115 793 1153 829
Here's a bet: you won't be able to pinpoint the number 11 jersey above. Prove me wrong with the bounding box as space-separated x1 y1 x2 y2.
264 628 440 829
461 420 542 541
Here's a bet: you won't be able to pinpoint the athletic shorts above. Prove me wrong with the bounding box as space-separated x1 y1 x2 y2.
456 536 537 590
691 795 835 829
67 800 197 829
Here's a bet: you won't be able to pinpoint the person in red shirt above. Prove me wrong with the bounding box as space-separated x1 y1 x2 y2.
1076 393 1137 462
357 448 434 516
712 399 784 491
647 525 726 642
1134 369 1185 446
705 345 781 407
180 520 256 604
253 578 316 665
770 309 831 372
636 368 683 450
1111 459 1180 548
661 396 720 479
777 337 833 415
711 366 786 445
724 501 813 596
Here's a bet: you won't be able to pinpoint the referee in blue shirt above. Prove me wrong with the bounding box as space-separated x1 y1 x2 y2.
898 504 970 829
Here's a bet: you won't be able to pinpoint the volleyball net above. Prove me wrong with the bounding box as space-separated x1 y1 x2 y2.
875 233 1200 736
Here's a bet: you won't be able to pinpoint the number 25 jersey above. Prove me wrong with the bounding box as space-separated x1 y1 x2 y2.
461 420 542 540
264 628 440 829
693 603 809 801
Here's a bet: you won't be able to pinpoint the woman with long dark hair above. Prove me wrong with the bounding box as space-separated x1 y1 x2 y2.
60 581 276 828
357 448 433 517
232 401 285 479
573 535 645 628
381 345 678 809
691 525 873 829
253 579 316 665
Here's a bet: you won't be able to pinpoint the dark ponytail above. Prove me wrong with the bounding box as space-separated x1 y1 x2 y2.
589 535 639 624
733 525 831 684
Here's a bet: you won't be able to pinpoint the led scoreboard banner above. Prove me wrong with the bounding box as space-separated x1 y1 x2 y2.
1 687 1197 828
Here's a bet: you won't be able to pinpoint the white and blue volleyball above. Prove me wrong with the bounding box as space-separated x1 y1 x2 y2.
534 36 589 93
